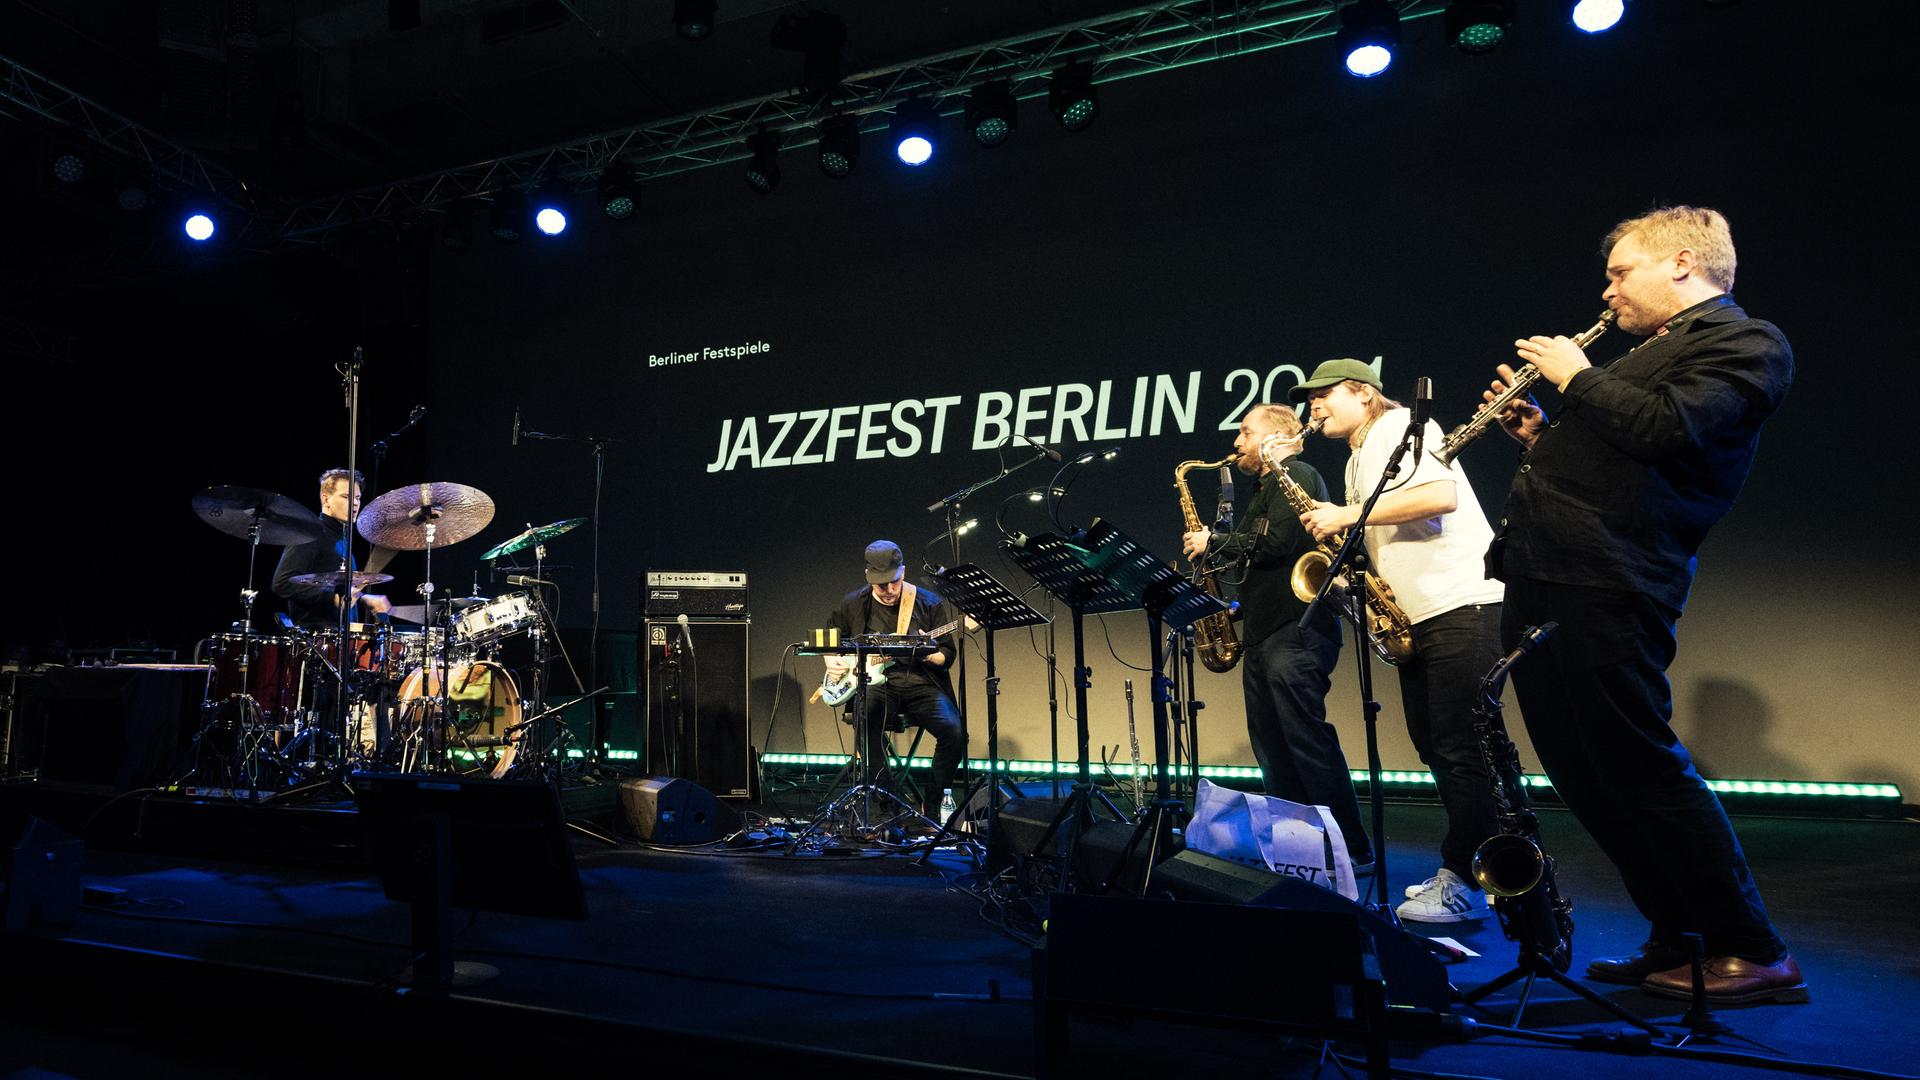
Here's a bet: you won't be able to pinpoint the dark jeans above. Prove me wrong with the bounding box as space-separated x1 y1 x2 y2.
1241 619 1372 863
1502 577 1786 963
850 677 965 816
1399 603 1504 880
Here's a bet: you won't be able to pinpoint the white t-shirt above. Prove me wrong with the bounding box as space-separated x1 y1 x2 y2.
1343 407 1506 624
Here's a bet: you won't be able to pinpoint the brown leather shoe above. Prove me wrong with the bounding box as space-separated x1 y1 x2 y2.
1641 954 1809 1004
1585 941 1690 985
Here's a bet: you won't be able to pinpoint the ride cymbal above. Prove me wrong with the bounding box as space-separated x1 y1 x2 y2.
356 482 495 551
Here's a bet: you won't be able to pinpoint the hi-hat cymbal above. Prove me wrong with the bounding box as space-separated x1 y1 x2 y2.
290 570 394 591
388 595 487 625
192 485 333 546
479 516 587 561
356 482 495 551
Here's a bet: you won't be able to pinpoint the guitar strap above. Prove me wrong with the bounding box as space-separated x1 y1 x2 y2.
895 583 917 635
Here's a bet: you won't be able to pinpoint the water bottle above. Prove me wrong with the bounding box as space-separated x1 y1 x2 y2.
939 787 957 820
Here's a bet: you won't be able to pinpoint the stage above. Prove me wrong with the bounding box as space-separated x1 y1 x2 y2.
3 785 1911 1079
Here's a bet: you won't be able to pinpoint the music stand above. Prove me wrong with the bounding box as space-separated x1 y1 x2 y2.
916 563 1047 870
355 773 587 987
1001 530 1137 892
1068 520 1228 894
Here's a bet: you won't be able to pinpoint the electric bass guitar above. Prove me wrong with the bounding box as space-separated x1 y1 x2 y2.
816 619 962 707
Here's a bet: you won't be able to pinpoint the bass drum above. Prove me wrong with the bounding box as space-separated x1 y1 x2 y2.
395 660 521 778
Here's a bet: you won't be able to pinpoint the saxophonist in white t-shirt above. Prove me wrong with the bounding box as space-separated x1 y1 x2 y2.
1288 358 1506 925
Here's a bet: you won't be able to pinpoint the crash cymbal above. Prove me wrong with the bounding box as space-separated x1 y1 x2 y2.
289 570 394 591
192 485 333 546
479 516 587 561
356 482 495 551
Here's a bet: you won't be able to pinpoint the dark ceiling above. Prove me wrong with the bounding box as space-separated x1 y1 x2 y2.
2 0 1154 198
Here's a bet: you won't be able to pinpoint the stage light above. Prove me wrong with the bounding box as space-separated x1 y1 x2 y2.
890 99 939 166
534 205 566 236
1571 0 1624 33
744 127 781 193
770 11 846 102
598 165 637 219
817 115 860 178
1337 1 1401 78
965 81 1018 147
1446 1 1515 54
51 152 86 184
1048 63 1099 131
490 189 527 242
183 213 216 242
116 180 150 212
673 0 716 41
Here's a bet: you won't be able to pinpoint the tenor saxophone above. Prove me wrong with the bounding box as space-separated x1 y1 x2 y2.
1260 422 1416 665
1175 453 1242 673
1470 623 1575 972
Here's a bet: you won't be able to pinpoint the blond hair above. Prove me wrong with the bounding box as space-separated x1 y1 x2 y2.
318 468 364 499
1604 205 1737 291
1337 379 1403 420
1246 403 1303 435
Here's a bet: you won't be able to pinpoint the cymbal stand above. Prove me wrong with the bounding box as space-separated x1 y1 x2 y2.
192 512 273 792
332 346 363 769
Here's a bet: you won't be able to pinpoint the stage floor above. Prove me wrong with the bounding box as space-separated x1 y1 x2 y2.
1 792 1914 1079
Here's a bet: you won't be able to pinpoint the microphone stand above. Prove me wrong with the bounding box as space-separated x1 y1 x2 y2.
333 346 363 774
927 442 1054 793
1299 424 1418 916
520 421 623 775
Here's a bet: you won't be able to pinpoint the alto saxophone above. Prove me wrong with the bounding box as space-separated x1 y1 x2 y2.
1260 422 1416 665
1433 310 1615 465
1471 623 1575 972
1175 453 1242 673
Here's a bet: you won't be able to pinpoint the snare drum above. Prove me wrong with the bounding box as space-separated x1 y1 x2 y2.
396 659 522 777
387 627 457 672
203 633 301 721
453 592 538 646
309 623 393 675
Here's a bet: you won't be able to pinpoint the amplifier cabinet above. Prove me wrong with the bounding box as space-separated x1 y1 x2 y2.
640 617 751 799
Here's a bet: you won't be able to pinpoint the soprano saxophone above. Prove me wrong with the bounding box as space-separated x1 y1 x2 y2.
1175 453 1242 673
1260 422 1416 666
1433 310 1615 465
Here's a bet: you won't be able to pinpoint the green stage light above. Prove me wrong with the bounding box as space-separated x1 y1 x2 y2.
1447 1 1515 55
744 127 781 193
965 81 1018 147
1049 62 1099 131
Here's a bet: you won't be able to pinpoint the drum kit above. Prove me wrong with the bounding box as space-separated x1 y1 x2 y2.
187 481 590 794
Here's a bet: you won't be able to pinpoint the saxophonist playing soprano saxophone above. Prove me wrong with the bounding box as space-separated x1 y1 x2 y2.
1182 405 1374 873
1484 206 1804 1004
1290 359 1506 924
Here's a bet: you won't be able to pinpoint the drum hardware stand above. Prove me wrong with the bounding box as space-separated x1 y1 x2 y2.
517 420 621 721
333 345 364 771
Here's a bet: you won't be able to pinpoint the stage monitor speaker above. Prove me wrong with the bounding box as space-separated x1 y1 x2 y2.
5 816 84 932
619 777 740 845
1152 849 1451 1012
641 617 750 799
10 666 202 791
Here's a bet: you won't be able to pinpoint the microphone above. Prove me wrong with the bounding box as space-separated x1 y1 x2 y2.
344 345 362 407
1410 376 1433 460
506 574 553 587
676 612 696 654
1215 466 1234 531
512 406 521 447
1012 432 1063 462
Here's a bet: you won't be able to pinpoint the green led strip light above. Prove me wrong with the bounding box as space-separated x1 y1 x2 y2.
753 754 1902 800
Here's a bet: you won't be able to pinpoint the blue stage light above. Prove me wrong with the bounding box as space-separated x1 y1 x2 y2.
890 99 939 167
1571 0 1624 33
534 205 567 236
1337 1 1401 78
183 213 215 241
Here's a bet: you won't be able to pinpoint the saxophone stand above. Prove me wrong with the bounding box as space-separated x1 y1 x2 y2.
1002 528 1138 893
1459 626 1666 1039
914 563 1047 871
1071 520 1229 895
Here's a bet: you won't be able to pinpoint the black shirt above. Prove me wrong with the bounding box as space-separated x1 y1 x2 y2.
824 584 957 694
1209 458 1337 648
271 521 358 629
1489 295 1793 612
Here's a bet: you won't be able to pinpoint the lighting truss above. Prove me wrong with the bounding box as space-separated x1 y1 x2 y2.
1 53 262 240
7 2 1448 247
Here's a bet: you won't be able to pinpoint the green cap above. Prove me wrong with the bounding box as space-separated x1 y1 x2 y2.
1288 358 1382 402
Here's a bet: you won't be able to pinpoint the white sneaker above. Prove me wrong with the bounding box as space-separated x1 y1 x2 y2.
1395 868 1491 924
1405 872 1442 900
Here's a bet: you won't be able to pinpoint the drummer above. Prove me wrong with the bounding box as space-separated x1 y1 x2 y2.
272 468 392 628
